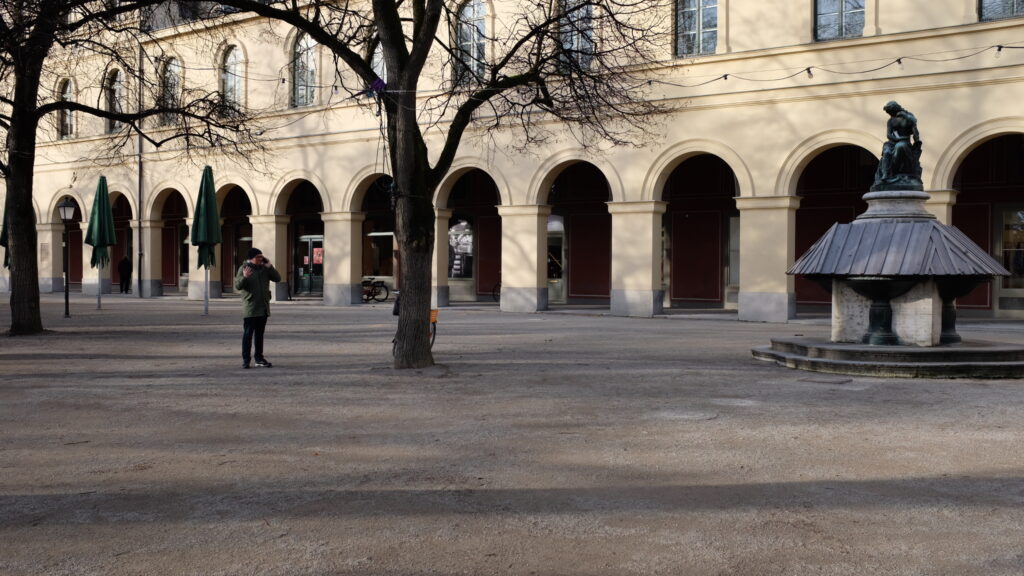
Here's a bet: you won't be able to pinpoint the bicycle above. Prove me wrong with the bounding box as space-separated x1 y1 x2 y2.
491 281 501 302
392 292 437 356
361 277 389 302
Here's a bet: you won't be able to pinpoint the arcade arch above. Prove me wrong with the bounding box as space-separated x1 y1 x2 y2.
218 185 253 291
794 145 877 305
951 134 1024 314
442 169 502 302
542 162 613 305
660 154 739 308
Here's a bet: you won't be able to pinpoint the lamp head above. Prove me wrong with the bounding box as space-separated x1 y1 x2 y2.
57 197 76 223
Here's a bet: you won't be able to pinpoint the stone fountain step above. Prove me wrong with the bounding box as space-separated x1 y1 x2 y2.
752 337 1024 379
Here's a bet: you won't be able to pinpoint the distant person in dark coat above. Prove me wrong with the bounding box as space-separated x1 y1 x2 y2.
117 255 132 293
234 247 281 369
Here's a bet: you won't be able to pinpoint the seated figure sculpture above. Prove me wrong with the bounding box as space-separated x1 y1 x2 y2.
870 101 924 191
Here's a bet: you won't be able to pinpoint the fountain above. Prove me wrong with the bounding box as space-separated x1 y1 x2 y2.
753 102 1024 378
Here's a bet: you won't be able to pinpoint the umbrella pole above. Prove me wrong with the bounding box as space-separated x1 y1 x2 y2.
97 264 103 310
203 267 209 316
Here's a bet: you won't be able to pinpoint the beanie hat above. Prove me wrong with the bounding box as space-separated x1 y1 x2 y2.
247 248 263 260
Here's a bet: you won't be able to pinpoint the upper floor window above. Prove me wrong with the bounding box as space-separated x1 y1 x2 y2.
371 42 388 84
292 33 317 107
675 0 717 57
816 0 864 41
559 0 594 71
980 0 1024 20
158 58 181 125
455 0 486 85
104 69 124 133
221 46 243 107
58 80 74 139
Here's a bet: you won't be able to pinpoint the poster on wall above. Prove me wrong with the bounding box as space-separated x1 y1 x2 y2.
313 247 324 265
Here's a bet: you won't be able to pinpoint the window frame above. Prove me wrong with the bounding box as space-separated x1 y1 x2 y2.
454 0 487 86
291 33 318 108
157 58 182 126
559 0 595 71
979 0 1024 21
674 0 718 58
58 80 75 140
815 0 865 42
104 69 124 134
221 45 243 108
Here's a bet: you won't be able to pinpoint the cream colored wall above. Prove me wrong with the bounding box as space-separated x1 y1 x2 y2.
15 2 1024 319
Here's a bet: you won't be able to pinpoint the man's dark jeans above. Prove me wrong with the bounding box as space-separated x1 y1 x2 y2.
242 315 269 363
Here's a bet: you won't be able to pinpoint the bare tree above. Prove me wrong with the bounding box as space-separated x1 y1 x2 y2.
206 0 670 368
0 0 262 335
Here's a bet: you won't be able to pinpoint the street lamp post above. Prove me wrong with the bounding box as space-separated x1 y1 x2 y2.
58 197 75 319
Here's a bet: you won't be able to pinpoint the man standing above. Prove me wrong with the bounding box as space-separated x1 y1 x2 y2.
235 247 281 369
117 255 132 293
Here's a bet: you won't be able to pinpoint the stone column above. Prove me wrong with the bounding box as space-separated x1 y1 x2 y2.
736 195 800 322
924 189 956 224
608 201 667 317
137 219 164 297
497 205 550 312
322 211 364 306
37 223 64 293
249 215 290 302
432 208 452 307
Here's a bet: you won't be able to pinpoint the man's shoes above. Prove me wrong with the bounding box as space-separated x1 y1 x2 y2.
254 358 273 368
242 361 250 369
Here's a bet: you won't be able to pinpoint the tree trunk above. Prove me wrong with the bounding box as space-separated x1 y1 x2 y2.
6 53 46 335
389 100 436 369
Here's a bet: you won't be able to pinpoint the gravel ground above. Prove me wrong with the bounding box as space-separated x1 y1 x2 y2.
1 292 1023 576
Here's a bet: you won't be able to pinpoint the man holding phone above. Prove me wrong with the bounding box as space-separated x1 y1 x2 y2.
235 247 282 369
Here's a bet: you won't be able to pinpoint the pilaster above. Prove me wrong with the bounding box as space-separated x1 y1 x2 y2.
735 195 800 322
497 205 551 312
321 211 365 306
607 201 667 317
924 189 957 225
138 219 164 297
37 223 64 293
432 208 452 307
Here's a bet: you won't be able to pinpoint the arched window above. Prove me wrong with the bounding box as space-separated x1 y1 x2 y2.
292 33 317 107
158 58 181 125
559 0 594 71
815 0 864 41
675 0 717 57
58 80 74 139
221 46 243 107
455 0 486 85
371 42 388 84
104 69 124 133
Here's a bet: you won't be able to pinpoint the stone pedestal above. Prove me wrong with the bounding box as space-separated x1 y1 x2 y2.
832 279 943 346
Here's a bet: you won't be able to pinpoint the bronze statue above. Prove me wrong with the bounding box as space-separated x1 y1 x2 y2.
870 101 923 191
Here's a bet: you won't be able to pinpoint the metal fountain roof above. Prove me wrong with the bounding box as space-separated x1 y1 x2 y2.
788 191 1009 278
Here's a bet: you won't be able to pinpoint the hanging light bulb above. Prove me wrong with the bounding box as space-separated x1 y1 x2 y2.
896 58 904 71
806 67 813 79
995 45 1004 59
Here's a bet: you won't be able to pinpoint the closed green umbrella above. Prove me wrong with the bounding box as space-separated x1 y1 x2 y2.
190 166 221 315
84 176 116 309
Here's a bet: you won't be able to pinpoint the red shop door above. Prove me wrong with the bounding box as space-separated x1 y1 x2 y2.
952 203 991 308
568 213 611 298
671 210 721 302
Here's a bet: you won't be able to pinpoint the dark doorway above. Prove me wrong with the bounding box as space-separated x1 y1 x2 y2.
548 163 612 304
795 146 876 304
662 154 739 307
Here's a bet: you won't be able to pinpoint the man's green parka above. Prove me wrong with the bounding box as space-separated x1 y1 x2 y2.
234 263 282 318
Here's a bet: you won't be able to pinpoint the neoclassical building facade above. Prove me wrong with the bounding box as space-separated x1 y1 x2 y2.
8 0 1024 320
